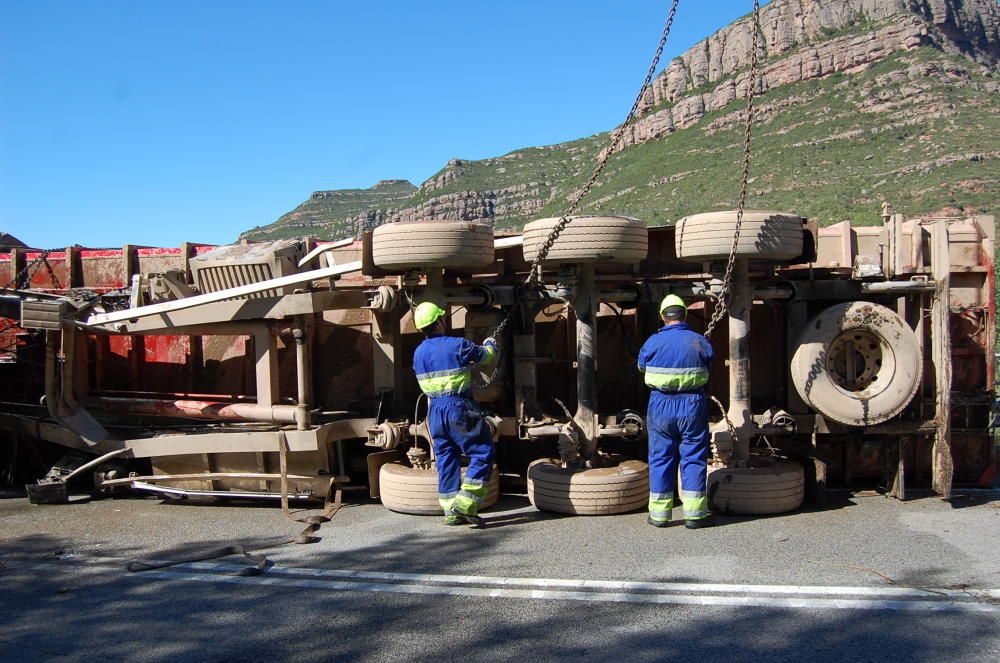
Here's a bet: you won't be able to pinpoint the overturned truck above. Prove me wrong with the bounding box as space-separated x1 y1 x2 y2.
0 206 995 515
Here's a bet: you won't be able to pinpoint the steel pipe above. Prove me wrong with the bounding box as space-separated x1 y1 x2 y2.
293 319 312 430
87 397 305 426
860 281 936 293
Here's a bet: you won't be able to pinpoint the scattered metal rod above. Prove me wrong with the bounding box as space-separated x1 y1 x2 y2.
100 471 331 487
130 481 316 501
44 448 128 485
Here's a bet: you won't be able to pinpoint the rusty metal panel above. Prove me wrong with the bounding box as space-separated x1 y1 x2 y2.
79 249 126 289
951 433 995 485
141 335 192 393
98 335 139 391
25 250 69 290
198 335 250 396
948 220 983 267
136 247 187 279
0 252 15 285
314 316 378 412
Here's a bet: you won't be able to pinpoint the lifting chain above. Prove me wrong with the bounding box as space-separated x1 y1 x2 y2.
2 248 61 291
522 0 680 290
477 0 681 387
703 0 762 341
705 0 763 455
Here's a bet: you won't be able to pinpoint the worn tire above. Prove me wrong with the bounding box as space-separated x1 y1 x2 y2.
372 221 495 271
527 458 648 515
522 216 648 264
707 456 804 515
675 211 803 261
791 301 921 426
379 462 500 515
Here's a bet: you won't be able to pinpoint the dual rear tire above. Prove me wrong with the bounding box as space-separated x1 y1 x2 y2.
707 456 805 515
527 458 649 515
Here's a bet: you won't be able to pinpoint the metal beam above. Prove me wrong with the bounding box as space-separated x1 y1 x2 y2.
573 265 599 458
84 290 366 334
931 220 953 497
83 260 362 326
728 259 752 463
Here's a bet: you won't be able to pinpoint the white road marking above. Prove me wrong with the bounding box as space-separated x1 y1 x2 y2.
183 561 1000 601
11 556 1000 613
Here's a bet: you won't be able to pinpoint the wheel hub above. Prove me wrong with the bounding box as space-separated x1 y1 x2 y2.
826 330 885 394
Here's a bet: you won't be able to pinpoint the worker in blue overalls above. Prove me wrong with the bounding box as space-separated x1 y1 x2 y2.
412 301 498 527
638 294 715 529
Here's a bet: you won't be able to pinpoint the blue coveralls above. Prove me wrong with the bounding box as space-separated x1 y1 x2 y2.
637 322 714 524
413 334 497 516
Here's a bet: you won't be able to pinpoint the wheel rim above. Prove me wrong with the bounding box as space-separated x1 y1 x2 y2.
825 328 894 398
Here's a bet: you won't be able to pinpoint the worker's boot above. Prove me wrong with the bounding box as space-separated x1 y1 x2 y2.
684 516 715 529
449 506 485 528
444 514 464 526
646 515 669 528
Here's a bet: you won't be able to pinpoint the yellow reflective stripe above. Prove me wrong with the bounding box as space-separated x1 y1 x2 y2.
644 366 709 391
439 494 457 512
453 492 479 514
648 494 674 522
682 495 709 520
417 368 473 396
460 480 488 500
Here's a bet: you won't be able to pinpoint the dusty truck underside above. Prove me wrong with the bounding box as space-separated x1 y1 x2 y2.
0 205 995 515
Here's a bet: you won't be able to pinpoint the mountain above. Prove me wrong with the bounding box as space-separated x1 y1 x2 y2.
243 179 416 241
242 0 1000 241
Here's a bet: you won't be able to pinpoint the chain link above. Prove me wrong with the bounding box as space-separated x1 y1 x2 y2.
476 0 681 388
2 249 58 291
703 0 761 341
523 0 679 289
704 0 763 458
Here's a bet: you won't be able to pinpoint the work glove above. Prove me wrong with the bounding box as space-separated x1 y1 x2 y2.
483 337 497 349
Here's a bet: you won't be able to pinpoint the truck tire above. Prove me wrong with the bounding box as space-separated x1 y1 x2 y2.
527 458 648 515
790 301 921 426
372 221 495 271
675 211 803 261
379 462 500 515
707 456 804 515
521 216 648 264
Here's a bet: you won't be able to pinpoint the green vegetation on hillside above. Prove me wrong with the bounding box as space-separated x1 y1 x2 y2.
560 48 998 228
243 179 416 241
250 46 997 240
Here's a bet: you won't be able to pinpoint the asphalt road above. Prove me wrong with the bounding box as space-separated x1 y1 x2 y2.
2 488 999 662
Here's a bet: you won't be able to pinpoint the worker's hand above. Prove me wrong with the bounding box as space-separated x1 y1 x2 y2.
483 337 497 349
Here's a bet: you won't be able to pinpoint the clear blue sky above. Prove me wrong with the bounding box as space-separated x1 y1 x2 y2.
1 1 766 249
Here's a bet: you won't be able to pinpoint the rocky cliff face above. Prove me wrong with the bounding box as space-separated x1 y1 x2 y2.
613 0 1000 153
245 0 1000 241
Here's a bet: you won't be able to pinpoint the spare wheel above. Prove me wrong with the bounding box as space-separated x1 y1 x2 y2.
372 221 495 271
521 216 648 264
379 462 500 515
791 301 921 426
675 210 803 261
707 456 804 515
527 457 648 515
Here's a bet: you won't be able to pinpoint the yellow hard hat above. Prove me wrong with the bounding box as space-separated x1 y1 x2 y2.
659 294 687 314
414 301 446 330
